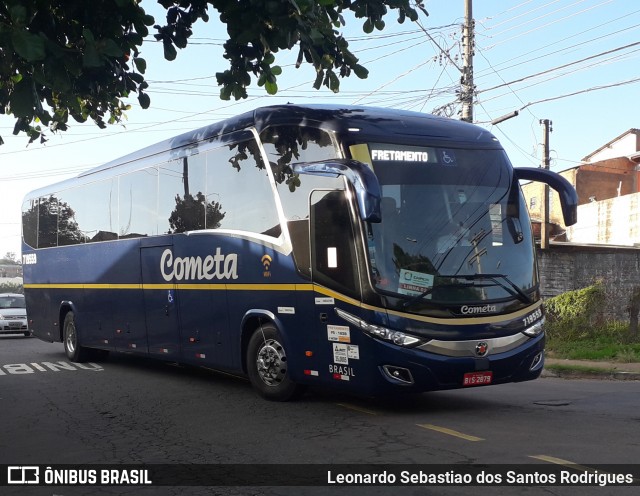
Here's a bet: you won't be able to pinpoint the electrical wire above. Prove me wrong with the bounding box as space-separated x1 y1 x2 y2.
478 41 640 94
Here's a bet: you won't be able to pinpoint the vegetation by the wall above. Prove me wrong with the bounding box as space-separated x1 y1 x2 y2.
544 281 605 340
544 282 640 361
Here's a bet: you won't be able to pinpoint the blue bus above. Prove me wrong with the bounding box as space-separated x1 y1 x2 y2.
22 104 577 400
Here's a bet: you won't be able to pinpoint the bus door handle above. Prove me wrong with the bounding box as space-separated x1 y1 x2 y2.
319 313 328 323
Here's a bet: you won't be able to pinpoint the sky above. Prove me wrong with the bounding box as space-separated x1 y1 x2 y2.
1 0 639 258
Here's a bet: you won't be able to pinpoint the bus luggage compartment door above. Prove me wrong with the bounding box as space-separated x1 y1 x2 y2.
141 243 180 359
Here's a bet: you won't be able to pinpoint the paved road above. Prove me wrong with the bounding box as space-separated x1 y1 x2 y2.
1 336 639 496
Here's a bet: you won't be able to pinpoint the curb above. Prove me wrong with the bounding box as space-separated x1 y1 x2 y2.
542 367 640 381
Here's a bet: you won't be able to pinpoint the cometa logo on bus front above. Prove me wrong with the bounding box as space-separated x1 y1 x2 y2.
160 248 238 282
460 304 497 315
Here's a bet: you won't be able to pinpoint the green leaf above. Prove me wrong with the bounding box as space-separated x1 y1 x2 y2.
271 65 282 76
9 79 35 118
83 44 102 67
138 92 150 109
313 71 324 90
220 85 232 101
12 31 46 62
163 41 177 61
353 64 368 79
46 61 71 92
129 72 144 84
100 39 123 58
83 28 95 44
263 53 275 65
265 80 278 95
9 5 27 24
328 71 340 93
133 57 147 74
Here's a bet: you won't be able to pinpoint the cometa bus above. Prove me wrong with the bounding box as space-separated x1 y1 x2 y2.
22 104 577 400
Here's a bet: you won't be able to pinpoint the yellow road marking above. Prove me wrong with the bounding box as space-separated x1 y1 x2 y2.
336 403 378 416
417 424 484 442
529 455 598 473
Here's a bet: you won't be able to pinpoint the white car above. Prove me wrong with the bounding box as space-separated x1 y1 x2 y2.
0 293 30 337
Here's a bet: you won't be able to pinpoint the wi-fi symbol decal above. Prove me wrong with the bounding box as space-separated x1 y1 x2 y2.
261 254 272 277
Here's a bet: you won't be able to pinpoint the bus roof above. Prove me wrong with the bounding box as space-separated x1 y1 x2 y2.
25 104 501 199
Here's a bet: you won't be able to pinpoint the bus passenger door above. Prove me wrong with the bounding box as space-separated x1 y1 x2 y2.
140 242 181 360
310 190 362 385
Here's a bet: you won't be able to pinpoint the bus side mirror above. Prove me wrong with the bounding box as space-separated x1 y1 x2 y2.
514 167 578 226
293 160 382 223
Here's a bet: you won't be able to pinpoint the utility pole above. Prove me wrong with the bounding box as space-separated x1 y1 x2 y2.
461 0 474 122
540 119 552 249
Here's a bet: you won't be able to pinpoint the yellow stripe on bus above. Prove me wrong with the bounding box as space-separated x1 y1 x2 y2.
23 282 541 326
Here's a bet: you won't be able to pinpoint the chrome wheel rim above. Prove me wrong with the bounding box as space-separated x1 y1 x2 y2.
256 338 287 386
65 321 77 354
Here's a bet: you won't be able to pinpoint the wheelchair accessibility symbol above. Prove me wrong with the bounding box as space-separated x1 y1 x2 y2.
441 150 457 166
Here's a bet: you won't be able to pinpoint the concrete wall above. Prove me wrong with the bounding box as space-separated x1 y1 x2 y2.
537 243 640 322
567 192 640 245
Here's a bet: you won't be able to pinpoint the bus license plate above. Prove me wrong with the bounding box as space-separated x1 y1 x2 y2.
463 371 493 387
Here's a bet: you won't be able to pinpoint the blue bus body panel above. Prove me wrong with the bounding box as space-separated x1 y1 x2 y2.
23 234 543 394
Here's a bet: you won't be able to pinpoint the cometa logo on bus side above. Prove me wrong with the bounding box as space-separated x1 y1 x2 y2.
160 248 238 282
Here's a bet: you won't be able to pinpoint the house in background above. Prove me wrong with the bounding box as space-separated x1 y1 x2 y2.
521 129 640 245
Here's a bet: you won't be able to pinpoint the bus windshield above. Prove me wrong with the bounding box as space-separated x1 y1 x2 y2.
365 143 537 309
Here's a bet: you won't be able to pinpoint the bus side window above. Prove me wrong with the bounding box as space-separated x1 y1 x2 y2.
310 190 359 298
205 139 281 237
118 168 159 239
37 196 58 248
22 199 39 248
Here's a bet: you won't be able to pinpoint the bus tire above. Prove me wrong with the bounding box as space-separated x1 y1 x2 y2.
246 323 304 401
63 311 91 362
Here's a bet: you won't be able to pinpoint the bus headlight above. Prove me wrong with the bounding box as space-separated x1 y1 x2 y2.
522 317 545 337
335 308 424 347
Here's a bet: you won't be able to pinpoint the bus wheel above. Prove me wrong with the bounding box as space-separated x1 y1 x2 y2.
247 324 303 401
63 311 90 362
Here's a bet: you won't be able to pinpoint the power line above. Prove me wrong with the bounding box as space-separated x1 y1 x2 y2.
517 75 640 112
475 17 640 81
482 0 615 50
477 41 640 94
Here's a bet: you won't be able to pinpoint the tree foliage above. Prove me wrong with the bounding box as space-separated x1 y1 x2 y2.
0 0 426 144
168 192 225 233
0 0 154 145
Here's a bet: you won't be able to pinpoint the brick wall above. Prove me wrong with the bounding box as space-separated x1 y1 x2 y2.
536 243 640 322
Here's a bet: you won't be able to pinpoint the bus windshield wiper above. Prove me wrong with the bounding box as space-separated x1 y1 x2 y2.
440 273 533 304
401 287 435 308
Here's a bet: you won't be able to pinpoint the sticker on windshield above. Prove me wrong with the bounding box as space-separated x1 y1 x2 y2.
440 149 457 166
398 269 434 297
